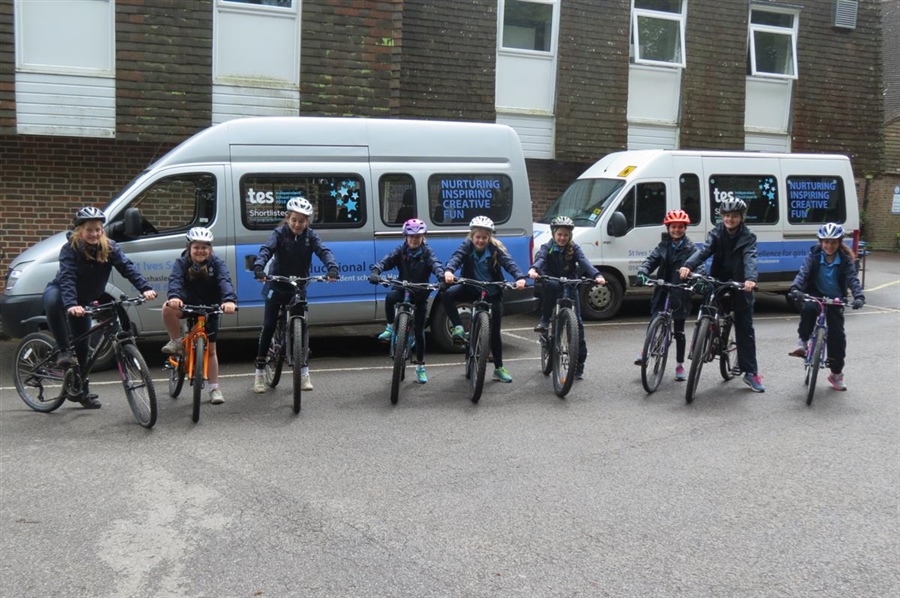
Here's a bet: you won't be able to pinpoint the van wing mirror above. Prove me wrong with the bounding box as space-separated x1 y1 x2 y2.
607 211 628 238
123 208 144 240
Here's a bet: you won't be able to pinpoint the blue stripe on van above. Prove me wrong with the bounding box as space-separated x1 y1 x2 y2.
696 239 814 282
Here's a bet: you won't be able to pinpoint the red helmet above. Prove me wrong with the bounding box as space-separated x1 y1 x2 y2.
663 209 691 226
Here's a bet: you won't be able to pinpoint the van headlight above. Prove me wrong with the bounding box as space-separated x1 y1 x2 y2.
5 264 27 292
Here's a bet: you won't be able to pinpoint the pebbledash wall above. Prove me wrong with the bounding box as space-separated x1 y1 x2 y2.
0 0 894 297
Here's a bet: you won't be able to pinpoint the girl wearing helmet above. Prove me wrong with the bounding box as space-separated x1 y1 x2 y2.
787 223 865 391
528 215 606 380
42 207 158 409
162 227 237 405
368 219 444 383
441 216 527 383
679 197 766 392
250 196 339 394
633 209 701 381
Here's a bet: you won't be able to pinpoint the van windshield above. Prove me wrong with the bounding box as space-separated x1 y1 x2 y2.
538 178 625 225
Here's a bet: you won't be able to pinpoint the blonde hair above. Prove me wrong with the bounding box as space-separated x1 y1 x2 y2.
466 228 508 254
69 223 110 262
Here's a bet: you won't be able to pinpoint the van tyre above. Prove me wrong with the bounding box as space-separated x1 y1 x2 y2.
580 275 623 320
429 301 467 354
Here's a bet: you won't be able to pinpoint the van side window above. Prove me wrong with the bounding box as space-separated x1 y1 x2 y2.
428 174 513 226
708 174 779 225
379 174 416 226
240 174 366 230
786 176 846 224
107 173 216 241
635 182 667 226
679 173 701 224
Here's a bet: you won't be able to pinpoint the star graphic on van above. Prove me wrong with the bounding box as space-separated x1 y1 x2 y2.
345 199 358 213
339 186 349 198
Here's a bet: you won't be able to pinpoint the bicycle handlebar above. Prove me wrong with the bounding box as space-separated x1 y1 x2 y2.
643 278 696 291
536 275 598 286
796 293 846 307
264 274 330 285
449 277 519 291
377 278 439 292
179 304 239 316
688 273 746 291
82 295 147 315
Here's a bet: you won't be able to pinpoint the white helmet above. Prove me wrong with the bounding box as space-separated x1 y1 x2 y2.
469 215 495 232
185 227 214 244
286 196 314 217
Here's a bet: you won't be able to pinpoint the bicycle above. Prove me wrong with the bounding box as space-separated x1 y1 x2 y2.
165 304 236 423
446 278 515 404
535 276 594 398
684 273 745 404
13 295 158 428
637 278 696 394
259 274 327 414
376 278 438 405
794 293 846 406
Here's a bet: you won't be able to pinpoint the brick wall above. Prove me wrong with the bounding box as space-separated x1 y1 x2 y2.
526 159 589 219
398 0 496 122
679 0 747 149
116 0 213 142
301 0 399 117
860 174 900 250
555 0 629 161
0 0 13 134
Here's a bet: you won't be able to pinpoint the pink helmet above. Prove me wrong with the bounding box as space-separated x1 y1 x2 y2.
402 218 427 235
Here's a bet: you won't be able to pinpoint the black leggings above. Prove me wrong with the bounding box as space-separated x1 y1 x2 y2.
384 288 428 364
441 284 505 368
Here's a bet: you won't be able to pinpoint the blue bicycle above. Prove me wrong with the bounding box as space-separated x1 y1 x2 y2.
638 279 696 394
795 293 846 406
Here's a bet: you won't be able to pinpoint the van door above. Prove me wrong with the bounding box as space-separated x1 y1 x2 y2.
605 179 670 285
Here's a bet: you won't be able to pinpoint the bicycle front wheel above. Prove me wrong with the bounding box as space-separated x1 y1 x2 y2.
192 336 206 423
390 312 411 405
168 355 185 398
468 311 490 404
267 317 285 388
806 327 825 406
539 332 552 376
641 315 669 394
118 343 158 428
14 332 67 413
292 317 307 414
719 318 739 381
686 317 712 404
552 308 579 398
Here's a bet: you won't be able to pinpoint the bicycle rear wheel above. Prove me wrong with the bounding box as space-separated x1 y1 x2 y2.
192 336 206 423
266 317 285 388
641 315 669 394
686 317 712 404
719 318 739 381
806 327 825 406
14 332 67 413
390 312 411 405
167 356 185 398
468 311 490 403
118 343 158 428
291 317 307 414
552 308 579 398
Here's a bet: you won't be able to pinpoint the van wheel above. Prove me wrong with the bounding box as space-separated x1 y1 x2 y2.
581 275 623 320
430 301 467 354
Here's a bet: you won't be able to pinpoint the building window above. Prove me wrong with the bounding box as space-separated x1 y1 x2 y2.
500 0 555 53
240 174 366 230
709 174 780 225
630 0 686 68
222 0 292 6
748 6 798 79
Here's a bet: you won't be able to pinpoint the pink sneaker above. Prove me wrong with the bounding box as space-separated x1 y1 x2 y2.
674 364 686 381
827 372 847 391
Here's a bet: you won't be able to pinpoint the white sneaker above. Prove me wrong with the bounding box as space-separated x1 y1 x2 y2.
209 389 225 404
253 374 267 394
300 374 313 391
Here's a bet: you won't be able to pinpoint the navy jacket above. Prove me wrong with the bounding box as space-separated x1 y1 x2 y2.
684 223 758 283
167 252 237 305
372 243 443 284
638 235 702 319
444 239 526 282
253 225 337 278
48 235 152 309
791 245 865 301
532 241 599 279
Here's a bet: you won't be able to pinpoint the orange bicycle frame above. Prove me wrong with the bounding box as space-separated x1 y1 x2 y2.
166 315 211 382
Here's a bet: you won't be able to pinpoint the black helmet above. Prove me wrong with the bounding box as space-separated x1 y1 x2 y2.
73 206 106 226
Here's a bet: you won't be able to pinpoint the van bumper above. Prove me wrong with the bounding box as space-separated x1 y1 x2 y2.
0 293 44 339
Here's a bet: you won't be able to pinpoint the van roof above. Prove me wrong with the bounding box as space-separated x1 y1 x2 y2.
151 117 524 168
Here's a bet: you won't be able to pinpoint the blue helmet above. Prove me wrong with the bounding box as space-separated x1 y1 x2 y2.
817 223 844 239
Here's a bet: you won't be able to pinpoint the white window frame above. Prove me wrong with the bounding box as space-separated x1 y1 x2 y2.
748 5 799 80
630 0 687 69
498 0 559 57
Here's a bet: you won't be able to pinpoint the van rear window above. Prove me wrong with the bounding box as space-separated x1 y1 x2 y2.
786 176 846 224
240 174 366 230
708 174 779 225
428 174 513 226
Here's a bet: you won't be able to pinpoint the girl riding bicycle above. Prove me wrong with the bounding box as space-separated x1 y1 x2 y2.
441 216 527 383
634 209 700 382
788 223 865 391
43 206 158 409
528 215 606 381
251 197 339 394
369 218 444 384
162 227 237 405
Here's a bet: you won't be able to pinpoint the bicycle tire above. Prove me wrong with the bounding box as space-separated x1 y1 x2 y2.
13 332 67 413
540 329 552 376
292 317 306 414
118 343 158 429
719 318 739 381
192 336 206 423
168 356 185 398
807 326 825 406
552 308 579 398
267 316 285 388
390 312 411 405
641 315 669 394
469 311 490 403
686 317 712 404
